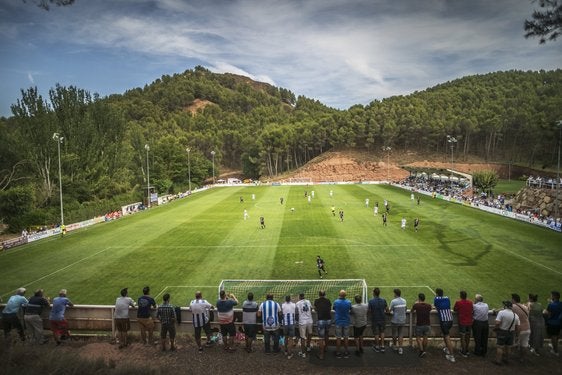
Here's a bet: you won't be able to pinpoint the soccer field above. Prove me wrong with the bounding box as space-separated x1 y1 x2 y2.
1 185 560 308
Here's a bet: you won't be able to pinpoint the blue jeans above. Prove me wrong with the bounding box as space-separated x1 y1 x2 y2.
263 329 280 352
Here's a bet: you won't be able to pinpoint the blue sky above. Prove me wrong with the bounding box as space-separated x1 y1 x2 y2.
0 0 560 117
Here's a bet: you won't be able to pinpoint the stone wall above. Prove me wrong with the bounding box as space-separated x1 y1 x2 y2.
513 187 562 218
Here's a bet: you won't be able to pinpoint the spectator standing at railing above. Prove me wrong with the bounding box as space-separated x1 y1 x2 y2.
544 290 561 357
472 294 489 357
281 295 297 359
295 292 313 358
493 300 520 366
137 286 157 346
313 290 332 360
49 289 73 345
114 288 136 349
434 288 456 363
453 290 473 358
350 294 368 357
242 292 258 353
258 293 282 354
157 293 177 351
333 290 352 358
511 293 530 361
411 292 432 358
2 287 28 344
189 291 214 353
216 290 238 353
527 293 544 356
389 288 407 355
24 289 50 344
368 287 388 353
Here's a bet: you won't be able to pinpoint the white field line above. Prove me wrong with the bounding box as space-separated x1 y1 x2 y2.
2 247 113 298
108 244 421 249
496 246 562 276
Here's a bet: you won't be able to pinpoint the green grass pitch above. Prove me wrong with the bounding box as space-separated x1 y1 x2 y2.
1 184 560 309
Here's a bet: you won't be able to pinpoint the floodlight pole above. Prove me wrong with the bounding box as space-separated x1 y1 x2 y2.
382 146 391 182
145 144 150 208
447 135 457 173
554 120 562 219
186 147 192 193
211 150 216 184
53 133 64 225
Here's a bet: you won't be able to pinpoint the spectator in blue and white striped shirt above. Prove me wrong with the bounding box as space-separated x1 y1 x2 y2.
258 293 281 354
189 291 214 352
281 295 297 358
434 288 455 363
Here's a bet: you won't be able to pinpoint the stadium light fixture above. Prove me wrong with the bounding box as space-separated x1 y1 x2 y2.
144 144 150 208
186 147 191 193
382 146 391 182
211 150 216 184
447 135 457 173
53 133 64 226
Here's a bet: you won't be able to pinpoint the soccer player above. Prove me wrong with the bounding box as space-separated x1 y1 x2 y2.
331 206 336 216
281 295 297 359
316 256 327 278
189 291 214 352
389 288 407 355
365 198 369 207
260 216 265 229
339 209 344 222
295 293 313 357
280 197 284 205
258 293 282 354
314 290 332 360
434 288 456 362
242 292 259 353
382 212 387 227
453 290 473 357
368 287 388 352
374 202 379 216
414 218 420 232
412 293 432 358
243 209 249 221
400 217 406 230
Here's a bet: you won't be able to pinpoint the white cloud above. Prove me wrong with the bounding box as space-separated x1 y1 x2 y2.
27 72 34 84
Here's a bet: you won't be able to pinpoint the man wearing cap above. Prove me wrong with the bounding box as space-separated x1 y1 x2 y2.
2 287 28 343
49 289 73 345
115 287 136 349
493 300 520 365
24 289 50 344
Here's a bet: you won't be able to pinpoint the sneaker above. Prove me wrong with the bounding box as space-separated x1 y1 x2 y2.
372 346 380 352
306 346 312 353
446 354 456 363
460 351 469 358
287 353 294 359
443 347 450 355
343 352 350 358
419 351 426 358
335 352 343 358
298 352 305 358
550 349 560 357
398 347 403 355
380 346 385 353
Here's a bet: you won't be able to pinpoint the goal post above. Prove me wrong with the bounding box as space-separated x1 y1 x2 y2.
218 279 367 304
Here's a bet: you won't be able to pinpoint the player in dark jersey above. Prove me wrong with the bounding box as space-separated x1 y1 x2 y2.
316 256 327 278
260 216 265 229
414 218 420 232
382 212 387 227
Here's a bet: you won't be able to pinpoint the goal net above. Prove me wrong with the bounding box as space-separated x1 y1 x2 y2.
218 279 367 303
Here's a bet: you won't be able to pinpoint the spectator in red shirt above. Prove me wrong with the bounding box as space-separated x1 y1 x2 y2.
454 290 474 357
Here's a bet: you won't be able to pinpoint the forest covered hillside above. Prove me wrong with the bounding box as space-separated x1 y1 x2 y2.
0 67 561 231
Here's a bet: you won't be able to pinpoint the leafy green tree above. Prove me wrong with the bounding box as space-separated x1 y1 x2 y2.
473 170 499 196
525 0 562 43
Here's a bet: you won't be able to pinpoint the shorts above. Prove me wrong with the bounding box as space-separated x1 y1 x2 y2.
353 325 366 337
440 321 453 336
299 323 313 338
50 320 69 337
372 321 386 335
546 324 561 337
317 320 331 338
391 323 404 338
496 329 514 346
220 322 236 338
517 329 531 348
137 317 155 331
160 323 176 339
283 324 296 337
244 324 257 339
194 322 212 339
115 318 130 332
459 324 472 335
415 325 430 337
335 325 349 338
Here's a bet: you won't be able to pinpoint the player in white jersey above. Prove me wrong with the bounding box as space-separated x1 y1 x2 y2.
401 217 407 230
